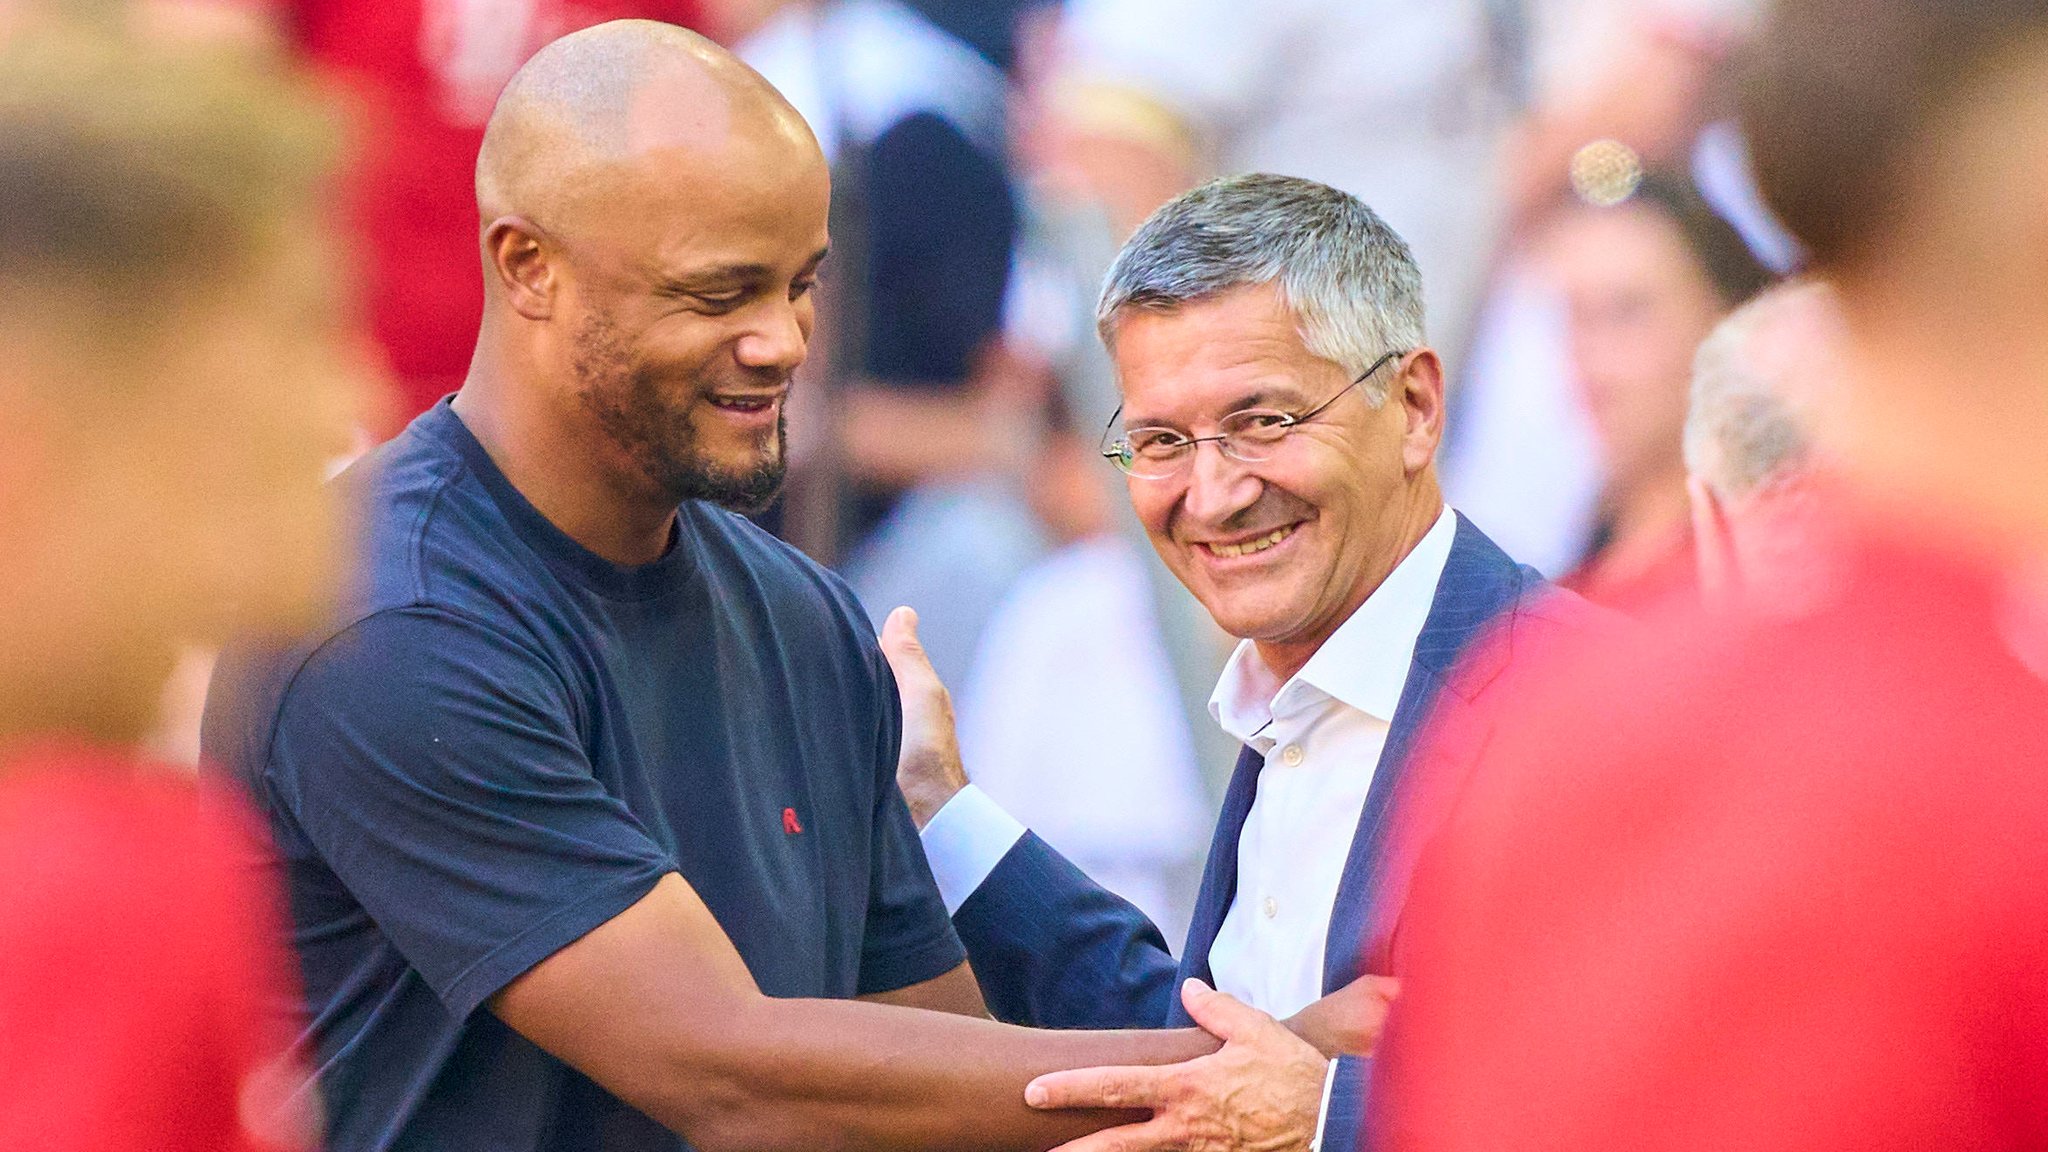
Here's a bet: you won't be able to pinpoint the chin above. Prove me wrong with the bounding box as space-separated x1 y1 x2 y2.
1198 599 1295 646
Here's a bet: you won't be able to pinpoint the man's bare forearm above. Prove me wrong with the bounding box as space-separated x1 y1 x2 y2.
643 998 1217 1152
494 876 1213 1152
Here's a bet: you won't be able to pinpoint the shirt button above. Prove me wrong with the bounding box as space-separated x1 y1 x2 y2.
1281 744 1305 767
1262 896 1279 919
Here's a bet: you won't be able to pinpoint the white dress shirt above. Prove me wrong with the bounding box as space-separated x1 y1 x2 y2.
921 507 1457 1149
922 507 1458 996
1202 507 1456 1016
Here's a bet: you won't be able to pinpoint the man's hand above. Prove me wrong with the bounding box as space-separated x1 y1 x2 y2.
1284 975 1398 1059
881 606 968 827
1024 979 1328 1152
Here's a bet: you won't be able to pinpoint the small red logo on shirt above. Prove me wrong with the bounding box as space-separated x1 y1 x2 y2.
782 807 804 835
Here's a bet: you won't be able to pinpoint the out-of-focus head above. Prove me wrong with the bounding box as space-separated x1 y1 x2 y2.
1544 174 1772 499
474 19 828 514
1741 0 2048 542
1097 174 1445 670
1684 280 1850 602
1742 0 2048 283
0 32 361 741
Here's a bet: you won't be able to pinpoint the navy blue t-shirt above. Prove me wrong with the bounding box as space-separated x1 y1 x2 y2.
201 400 965 1152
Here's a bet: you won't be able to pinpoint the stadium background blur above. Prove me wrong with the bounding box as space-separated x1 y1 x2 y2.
18 0 1781 948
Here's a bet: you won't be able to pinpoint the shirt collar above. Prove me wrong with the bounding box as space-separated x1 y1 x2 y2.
1209 506 1458 749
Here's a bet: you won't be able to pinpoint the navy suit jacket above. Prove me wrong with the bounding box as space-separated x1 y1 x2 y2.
952 514 1596 1150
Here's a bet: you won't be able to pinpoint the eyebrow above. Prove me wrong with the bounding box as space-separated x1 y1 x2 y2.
1123 385 1307 429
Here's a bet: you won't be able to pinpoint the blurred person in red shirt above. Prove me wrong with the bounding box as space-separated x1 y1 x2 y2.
1372 2 2048 1148
1683 278 1850 609
0 29 367 1152
1545 173 1771 610
156 0 702 428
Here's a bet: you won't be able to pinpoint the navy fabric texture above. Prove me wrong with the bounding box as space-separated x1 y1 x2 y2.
953 515 1594 1136
1323 1056 1374 1152
859 110 1016 388
202 400 963 1152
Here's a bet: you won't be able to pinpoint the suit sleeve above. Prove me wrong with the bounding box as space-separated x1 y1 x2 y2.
952 832 1179 1028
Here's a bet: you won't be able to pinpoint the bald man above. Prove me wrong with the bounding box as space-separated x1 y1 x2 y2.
200 20 1335 1152
1683 280 1848 606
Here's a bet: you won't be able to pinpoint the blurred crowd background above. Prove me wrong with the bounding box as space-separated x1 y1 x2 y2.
17 0 1799 948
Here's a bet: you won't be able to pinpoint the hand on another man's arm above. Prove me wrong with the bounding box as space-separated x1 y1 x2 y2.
882 606 969 828
1023 976 1398 1152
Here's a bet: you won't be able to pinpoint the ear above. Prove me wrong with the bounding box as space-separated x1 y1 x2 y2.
1396 347 1447 474
1688 473 1738 606
484 215 559 321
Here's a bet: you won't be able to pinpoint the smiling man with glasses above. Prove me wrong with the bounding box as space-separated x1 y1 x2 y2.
896 173 1603 1152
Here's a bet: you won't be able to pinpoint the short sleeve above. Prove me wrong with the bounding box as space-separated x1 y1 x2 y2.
264 608 673 1019
855 642 969 995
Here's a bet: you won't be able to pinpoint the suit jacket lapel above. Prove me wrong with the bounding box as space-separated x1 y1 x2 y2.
1166 743 1264 1025
1321 515 1528 993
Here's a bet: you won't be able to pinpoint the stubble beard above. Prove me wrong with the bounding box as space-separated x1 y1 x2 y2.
572 310 788 516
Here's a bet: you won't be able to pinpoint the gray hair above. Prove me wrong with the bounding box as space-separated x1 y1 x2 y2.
1684 281 1824 499
1097 174 1426 404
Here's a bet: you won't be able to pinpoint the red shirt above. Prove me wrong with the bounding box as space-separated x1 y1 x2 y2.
1375 497 2048 1151
283 0 702 427
0 744 314 1152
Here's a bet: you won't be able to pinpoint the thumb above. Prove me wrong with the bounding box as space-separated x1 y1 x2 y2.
1181 977 1271 1043
880 607 934 681
880 605 923 654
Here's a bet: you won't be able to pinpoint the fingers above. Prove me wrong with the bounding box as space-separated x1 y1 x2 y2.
1180 977 1274 1043
1026 1065 1166 1112
1045 1118 1180 1152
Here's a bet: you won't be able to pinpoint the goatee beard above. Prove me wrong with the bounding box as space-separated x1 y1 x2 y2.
669 415 787 515
570 309 790 516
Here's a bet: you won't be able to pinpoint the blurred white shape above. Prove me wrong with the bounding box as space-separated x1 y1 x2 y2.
1441 260 1605 577
1692 119 1806 275
956 535 1210 945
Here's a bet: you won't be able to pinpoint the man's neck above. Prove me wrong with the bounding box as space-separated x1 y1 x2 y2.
450 364 677 568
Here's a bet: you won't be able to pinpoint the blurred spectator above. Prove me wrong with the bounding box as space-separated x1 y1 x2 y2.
1041 0 1520 370
0 29 365 1150
1684 278 1848 606
731 0 1039 688
954 409 1209 943
901 0 1045 72
162 0 704 430
1544 173 1771 607
1442 0 1764 577
1506 0 1760 230
1372 0 2048 1146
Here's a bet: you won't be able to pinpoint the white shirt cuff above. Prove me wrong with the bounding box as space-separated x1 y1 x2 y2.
917 783 1027 915
1310 1058 1338 1152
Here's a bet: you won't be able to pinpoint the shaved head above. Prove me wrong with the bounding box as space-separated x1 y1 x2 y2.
461 19 831 528
477 19 817 239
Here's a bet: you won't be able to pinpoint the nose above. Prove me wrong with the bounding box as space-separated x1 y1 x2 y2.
734 298 809 375
1179 439 1261 528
